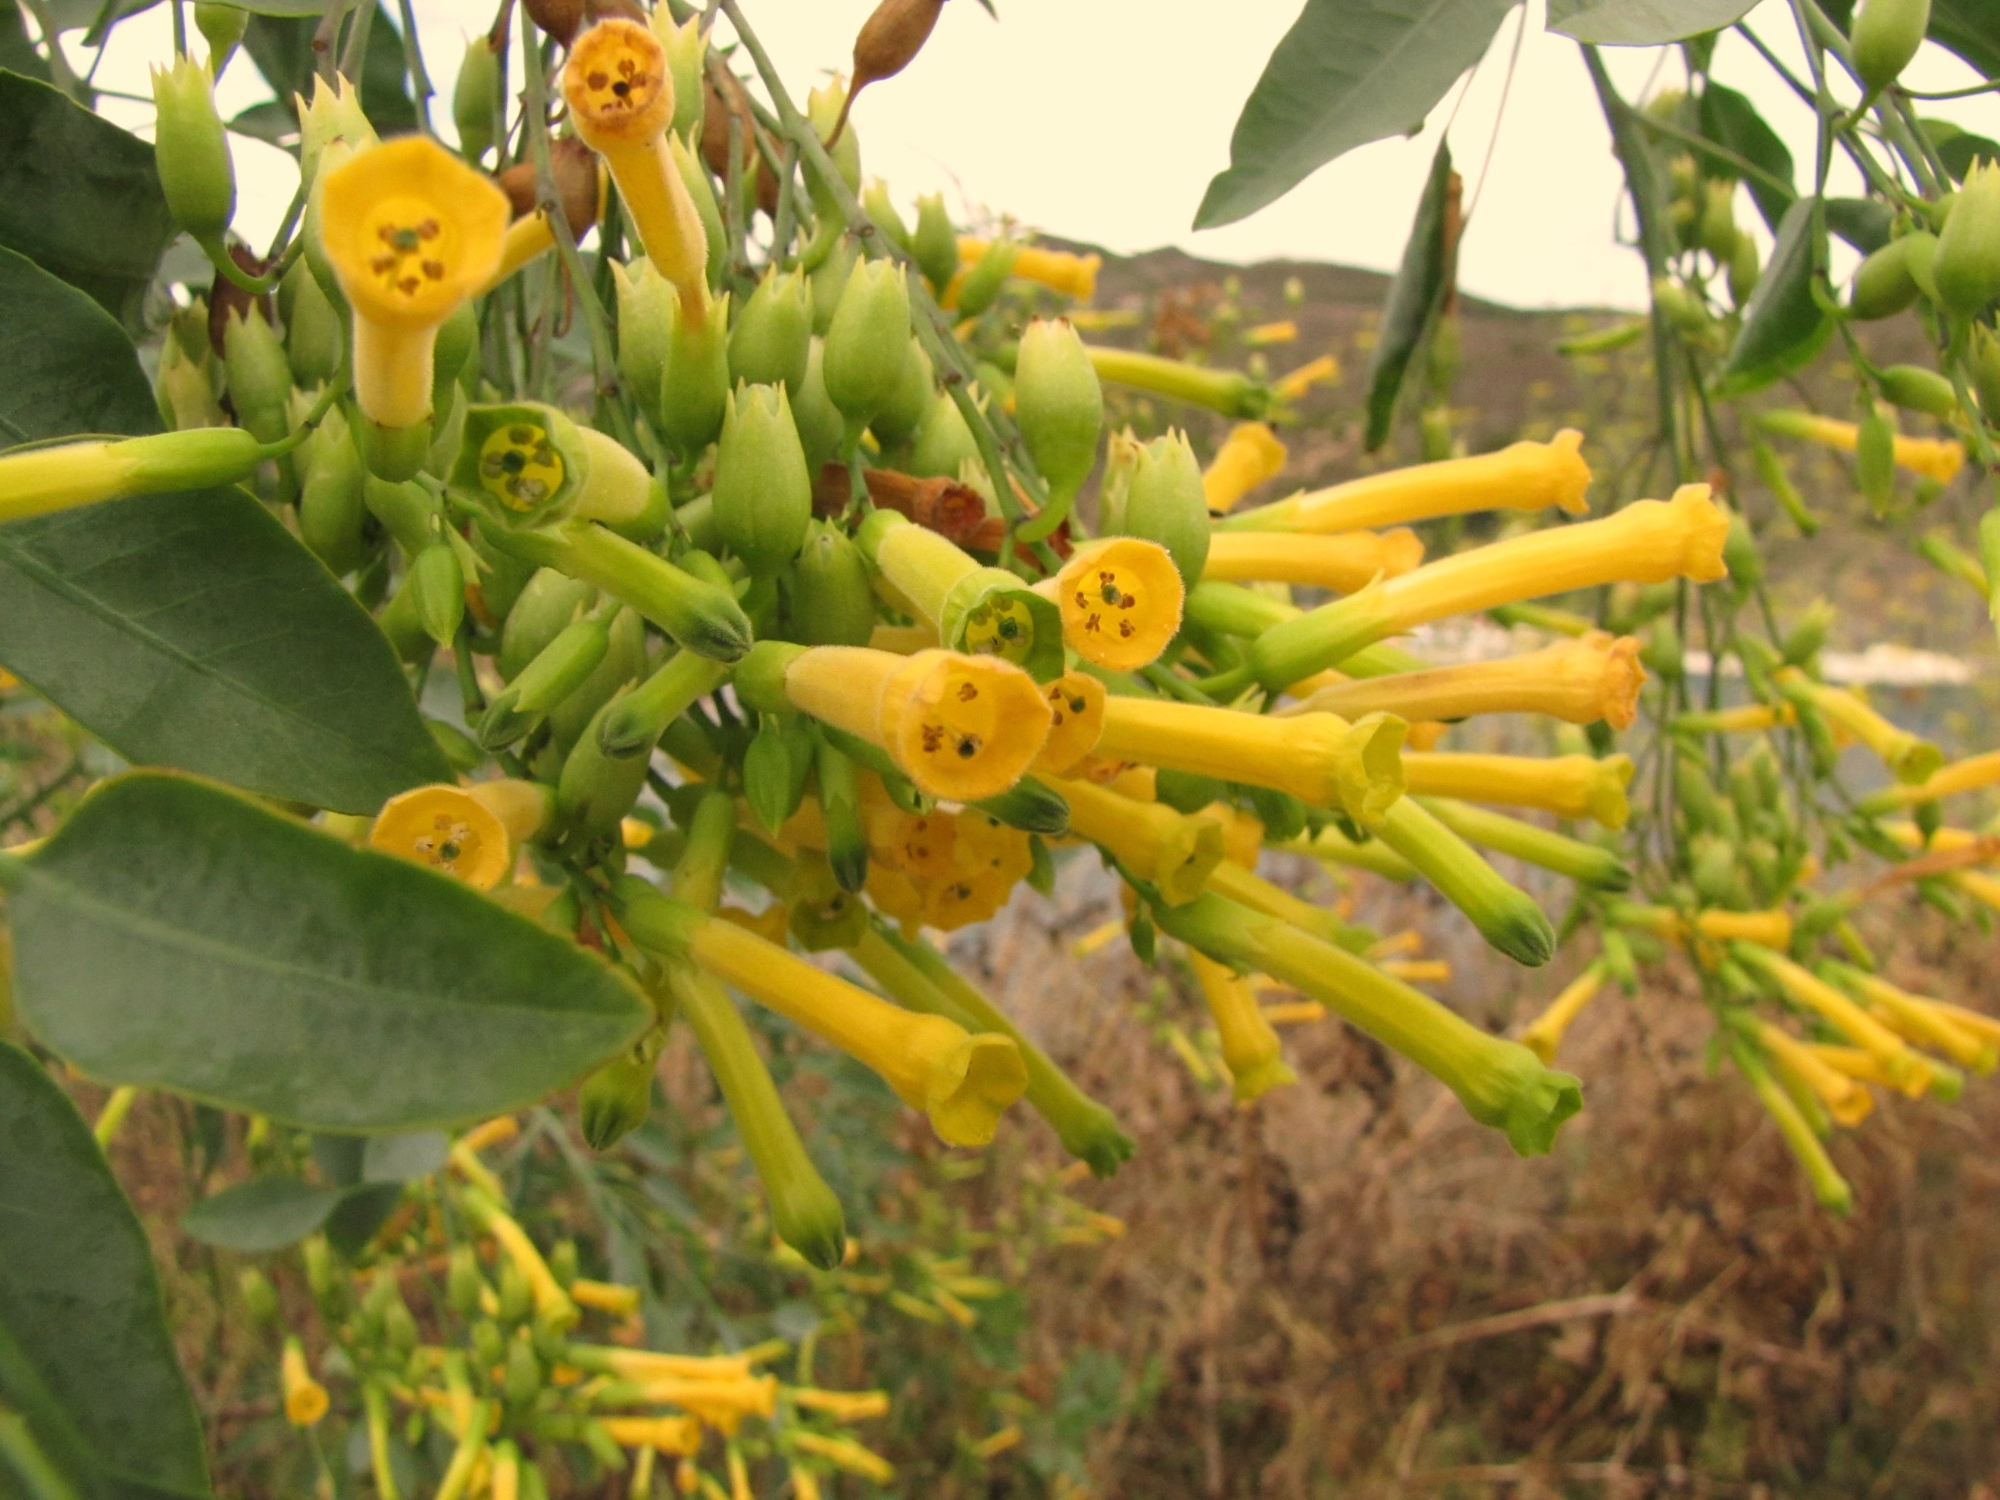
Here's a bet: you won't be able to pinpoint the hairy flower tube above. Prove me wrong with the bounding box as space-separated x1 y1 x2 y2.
281 1336 329 1426
1732 946 1941 1098
1223 484 1729 693
1419 798 1632 889
1201 529 1426 592
1089 695 1406 827
1519 959 1607 1062
318 137 508 435
1728 1038 1854 1215
1824 964 1998 1073
1219 429 1590 534
0 428 264 525
562 19 709 317
366 779 552 889
1285 632 1644 730
1154 891 1582 1154
1037 537 1184 670
1189 948 1296 1103
1772 668 1942 785
957 237 1101 299
616 885 1028 1145
1402 751 1634 830
1046 773 1225 905
859 509 1064 679
1034 671 1108 776
1084 345 1268 419
1202 422 1288 513
1759 408 1964 485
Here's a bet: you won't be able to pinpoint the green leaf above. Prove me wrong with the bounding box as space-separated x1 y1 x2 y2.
1824 196 1894 253
242 10 416 139
1193 0 1517 228
1365 139 1454 452
323 1182 404 1257
1718 195 1831 396
0 2 51 80
1547 0 1756 44
227 99 298 150
1930 0 2000 81
0 249 452 812
2 773 652 1131
1938 130 2000 180
0 71 174 329
180 1177 347 1252
0 1042 210 1496
363 1130 448 1181
1698 84 1794 231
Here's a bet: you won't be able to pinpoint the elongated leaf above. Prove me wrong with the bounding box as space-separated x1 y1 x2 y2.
1 773 652 1131
1930 0 2000 81
1366 140 1454 452
0 71 174 328
1194 0 1516 228
1718 195 1831 395
1939 130 2000 180
180 1176 346 1252
1548 0 1756 43
0 1042 210 1496
1699 84 1794 231
1824 196 1894 254
0 247 155 445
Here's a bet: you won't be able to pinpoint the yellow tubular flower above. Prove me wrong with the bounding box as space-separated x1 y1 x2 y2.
1224 428 1590 534
319 138 509 429
1202 422 1288 514
789 1388 892 1422
1767 411 1965 484
1620 904 1793 949
1774 668 1942 784
1735 948 1933 1096
1090 697 1407 827
1272 353 1338 401
1859 749 2000 813
1401 751 1634 829
1039 537 1184 670
1757 1022 1874 1126
629 1375 778 1431
1203 528 1427 591
570 1279 641 1317
368 780 553 889
1244 319 1297 346
1519 960 1607 1063
282 1337 329 1426
682 911 1027 1145
1673 702 1794 734
957 237 1100 298
482 211 555 294
579 1347 758 1382
868 622 938 654
562 20 708 316
597 1416 704 1456
790 1433 895 1485
1835 970 1998 1072
1048 774 1224 904
780 647 1052 802
1033 671 1107 776
1285 632 1644 729
1189 949 1295 1103
460 1185 578 1327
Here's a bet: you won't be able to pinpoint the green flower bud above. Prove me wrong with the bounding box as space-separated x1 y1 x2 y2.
744 721 797 834
503 1326 543 1404
432 299 479 403
547 1239 578 1288
301 1235 342 1315
1695 178 1737 260
300 409 368 576
500 568 597 680
481 616 611 749
806 79 862 218
546 604 646 756
1781 596 1835 664
579 1047 654 1150
1722 509 1762 594
1856 403 1898 513
954 238 1018 319
792 338 846 473
861 179 912 253
1934 162 2000 316
912 191 958 294
151 57 235 252
730 267 813 396
1727 233 1760 307
809 234 860 336
866 336 931 450
1969 324 2000 420
780 520 877 646
713 382 813 578
1015 317 1103 520
823 258 912 431
1751 439 1818 535
1689 831 1737 904
1849 238 1917 319
237 1266 280 1326
195 2 248 67
472 1316 507 1370
407 541 466 648
974 774 1069 836
655 11 707 137
297 73 375 189
1851 0 1931 96
452 34 503 164
1902 230 1942 305
613 259 672 426
596 648 728 758
1878 362 1959 418
450 402 592 526
1376 798 1554 967
907 388 980 479
557 686 655 843
1419 406 1454 464
1110 429 1209 587
815 737 870 892
155 335 223 431
222 305 293 447
657 290 733 456
283 260 344 389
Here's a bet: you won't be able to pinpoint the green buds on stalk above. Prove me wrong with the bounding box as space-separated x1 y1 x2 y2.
808 234 860 335
579 1047 655 1150
1969 324 2000 419
792 339 847 473
823 258 912 434
908 389 980 479
654 10 708 137
954 238 1018 319
500 568 597 680
237 1266 280 1326
453 34 503 164
1014 318 1103 541
596 649 729 758
450 402 592 526
1849 238 1919 319
1376 797 1556 966
612 260 672 424
729 268 813 396
1850 0 1931 98
1877 363 1959 419
714 383 814 578
657 290 733 456
871 337 935 448
1856 402 1898 513
481 616 610 749
744 721 798 835
1934 161 2000 317
194 2 247 66
223 306 293 445
912 192 959 293
283 261 344 388
1106 429 1209 588
806 80 863 220
407 542 466 648
1752 439 1818 535
558 689 655 843
862 180 913 254
151 57 235 255
781 520 877 646
299 408 368 576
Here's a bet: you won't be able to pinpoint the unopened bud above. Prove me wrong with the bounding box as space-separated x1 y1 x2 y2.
408 542 466 648
744 721 797 834
481 616 611 748
781 520 877 647
657 290 733 456
1111 429 1209 587
1015 317 1103 510
729 266 813 396
447 1244 485 1316
823 258 911 430
1851 0 1931 96
1781 597 1835 665
223 305 293 446
299 409 368 576
714 382 813 578
152 57 235 251
806 79 863 218
808 233 859 335
651 10 707 138
908 389 980 481
870 336 934 447
237 1266 280 1325
1877 362 1958 419
953 238 1018 319
862 179 912 253
1856 403 1897 514
453 34 503 163
1934 160 2000 317
793 339 847 472
613 258 672 422
505 1326 543 1403
912 192 958 294
1849 237 1919 319
194 1 247 66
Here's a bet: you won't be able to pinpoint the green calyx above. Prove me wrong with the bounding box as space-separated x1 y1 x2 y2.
940 567 1066 681
780 521 878 647
152 57 236 249
729 267 814 396
1376 798 1556 967
822 258 913 430
714 382 813 579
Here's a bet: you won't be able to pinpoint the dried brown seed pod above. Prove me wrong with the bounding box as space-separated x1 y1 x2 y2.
700 67 778 216
494 136 603 235
523 0 584 45
829 0 945 145
206 244 272 358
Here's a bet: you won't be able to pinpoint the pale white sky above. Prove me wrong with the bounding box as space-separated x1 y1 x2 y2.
62 0 2000 310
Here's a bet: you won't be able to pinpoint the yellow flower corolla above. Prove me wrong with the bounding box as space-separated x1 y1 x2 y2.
1768 411 1965 485
1734 948 1935 1097
281 1337 329 1426
780 646 1051 803
1202 422 1288 514
1033 671 1107 776
368 779 552 889
460 1184 579 1327
1616 903 1793 950
319 137 508 429
1286 632 1644 730
868 621 938 653
1271 354 1339 401
1757 1022 1874 1126
1858 748 2000 813
790 1388 892 1422
0 428 263 526
562 20 708 316
1040 537 1184 670
680 909 1027 1146
1834 969 1998 1073
1203 528 1426 592
790 1433 896 1484
1402 751 1634 829
1243 319 1298 346
1773 668 1941 785
580 1346 760 1382
569 1278 641 1317
1223 428 1590 534
1519 959 1606 1063
1047 773 1224 904
1090 697 1407 827
867 804 1034 933
597 1416 703 1456
957 236 1100 299
627 1374 778 1433
1189 949 1295 1103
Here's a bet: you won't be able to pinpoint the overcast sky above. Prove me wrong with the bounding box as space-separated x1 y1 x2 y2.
67 0 2000 310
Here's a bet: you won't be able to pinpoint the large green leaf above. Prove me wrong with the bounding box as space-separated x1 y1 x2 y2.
0 70 174 329
0 773 652 1131
1547 0 1757 43
180 1176 348 1252
1193 0 1517 228
242 9 416 138
1930 0 2000 80
1366 139 1454 452
0 248 451 811
1718 195 1831 395
0 1042 210 1497
1699 84 1794 232
0 1 51 80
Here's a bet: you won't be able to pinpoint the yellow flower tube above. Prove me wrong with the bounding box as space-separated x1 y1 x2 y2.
367 779 553 889
1728 1038 1853 1214
790 1433 895 1485
1221 428 1590 534
626 1374 778 1430
1672 702 1794 734
318 137 509 431
562 19 708 318
1272 353 1338 402
1033 671 1107 776
1616 903 1793 949
1036 537 1184 670
1760 409 1965 484
1285 632 1644 729
281 1336 330 1426
1732 946 1936 1097
957 236 1100 299
1202 422 1288 513
1826 965 1997 1073
1045 773 1225 904
1224 484 1729 693
1401 751 1634 829
596 1416 703 1456
1756 1021 1874 1126
1202 528 1427 592
459 1185 579 1327
1858 748 2000 813
1773 668 1942 784
0 428 264 525
789 1388 892 1422
1189 948 1296 1103
1089 696 1407 826
1518 960 1607 1063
